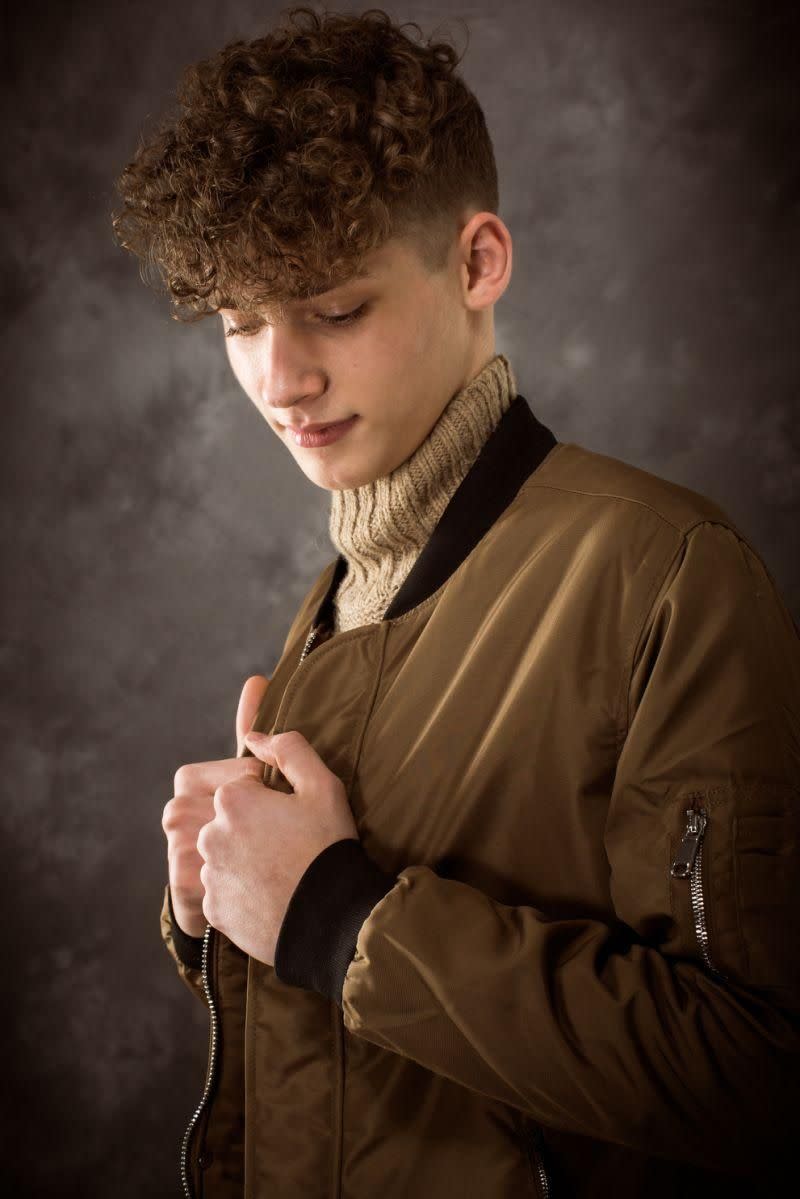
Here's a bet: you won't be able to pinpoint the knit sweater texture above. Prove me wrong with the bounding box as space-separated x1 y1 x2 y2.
328 351 518 633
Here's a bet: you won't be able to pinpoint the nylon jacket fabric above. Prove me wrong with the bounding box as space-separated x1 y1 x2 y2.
160 395 800 1197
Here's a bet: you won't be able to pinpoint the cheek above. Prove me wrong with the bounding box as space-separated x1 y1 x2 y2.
358 315 428 386
225 343 245 379
225 347 259 401
224 341 241 379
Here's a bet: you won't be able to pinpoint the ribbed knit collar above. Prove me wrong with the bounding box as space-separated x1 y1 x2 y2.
328 352 518 633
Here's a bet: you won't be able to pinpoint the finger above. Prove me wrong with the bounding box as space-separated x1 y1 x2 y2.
243 729 330 795
173 756 266 796
236 674 271 757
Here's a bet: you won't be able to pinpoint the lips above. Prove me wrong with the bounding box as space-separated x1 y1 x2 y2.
285 418 350 433
288 415 359 448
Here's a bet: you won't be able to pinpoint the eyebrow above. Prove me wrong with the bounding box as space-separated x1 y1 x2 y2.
222 268 377 321
300 267 376 302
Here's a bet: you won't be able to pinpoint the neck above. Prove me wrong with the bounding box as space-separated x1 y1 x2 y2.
328 351 518 632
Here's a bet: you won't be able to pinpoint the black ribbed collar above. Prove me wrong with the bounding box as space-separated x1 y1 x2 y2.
313 394 558 627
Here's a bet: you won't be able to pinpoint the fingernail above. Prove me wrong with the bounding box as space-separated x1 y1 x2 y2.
245 731 269 743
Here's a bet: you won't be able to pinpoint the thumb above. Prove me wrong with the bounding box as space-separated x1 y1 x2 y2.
235 674 271 758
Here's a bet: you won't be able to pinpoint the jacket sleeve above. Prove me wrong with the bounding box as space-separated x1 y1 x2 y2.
273 519 800 1177
160 882 208 1006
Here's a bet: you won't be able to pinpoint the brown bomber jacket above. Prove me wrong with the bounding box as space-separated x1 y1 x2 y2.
161 394 800 1197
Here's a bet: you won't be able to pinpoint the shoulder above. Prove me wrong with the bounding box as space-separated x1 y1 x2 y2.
523 439 745 541
513 439 792 639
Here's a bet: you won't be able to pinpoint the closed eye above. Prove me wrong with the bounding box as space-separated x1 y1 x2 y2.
316 302 369 328
225 302 369 338
225 324 260 338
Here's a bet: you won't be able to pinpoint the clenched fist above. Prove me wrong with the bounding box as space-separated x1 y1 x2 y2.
161 674 271 937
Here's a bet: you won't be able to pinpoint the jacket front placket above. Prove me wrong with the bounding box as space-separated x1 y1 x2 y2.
246 610 391 1199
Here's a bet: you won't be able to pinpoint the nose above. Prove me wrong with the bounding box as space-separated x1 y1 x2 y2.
246 325 327 416
267 381 327 421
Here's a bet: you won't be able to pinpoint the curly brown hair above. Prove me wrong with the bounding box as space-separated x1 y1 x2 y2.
110 5 499 323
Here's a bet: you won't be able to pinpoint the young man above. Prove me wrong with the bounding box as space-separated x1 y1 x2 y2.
113 8 800 1197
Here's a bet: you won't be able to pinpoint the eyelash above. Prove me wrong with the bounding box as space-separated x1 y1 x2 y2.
225 303 368 338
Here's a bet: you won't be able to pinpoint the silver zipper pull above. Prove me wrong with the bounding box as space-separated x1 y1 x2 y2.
670 807 707 878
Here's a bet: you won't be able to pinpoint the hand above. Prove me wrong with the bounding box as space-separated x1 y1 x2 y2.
196 728 360 966
161 674 271 937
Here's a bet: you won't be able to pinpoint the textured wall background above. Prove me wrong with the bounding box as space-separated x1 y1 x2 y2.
4 1 798 1194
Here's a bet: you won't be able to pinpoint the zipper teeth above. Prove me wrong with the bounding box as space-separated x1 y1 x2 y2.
535 1154 551 1199
678 807 726 981
299 624 319 664
689 837 720 976
521 1124 552 1199
180 924 218 1199
177 620 318 1195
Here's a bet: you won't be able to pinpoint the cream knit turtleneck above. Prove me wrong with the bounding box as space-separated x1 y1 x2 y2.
328 351 518 633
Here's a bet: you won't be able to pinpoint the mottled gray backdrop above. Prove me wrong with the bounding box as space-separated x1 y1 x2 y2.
3 0 798 1194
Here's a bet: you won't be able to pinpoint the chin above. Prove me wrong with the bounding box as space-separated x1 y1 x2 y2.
305 458 381 492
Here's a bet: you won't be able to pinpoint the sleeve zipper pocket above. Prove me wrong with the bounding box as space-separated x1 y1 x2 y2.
670 806 727 981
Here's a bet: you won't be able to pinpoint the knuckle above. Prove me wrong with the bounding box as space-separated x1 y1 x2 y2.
196 825 208 859
162 794 192 834
173 764 193 795
214 781 236 812
274 729 301 747
161 798 176 832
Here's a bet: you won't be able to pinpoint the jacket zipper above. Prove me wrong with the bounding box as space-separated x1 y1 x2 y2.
532 1144 551 1199
520 1119 552 1198
298 622 320 664
669 806 726 979
178 621 320 1194
180 923 218 1198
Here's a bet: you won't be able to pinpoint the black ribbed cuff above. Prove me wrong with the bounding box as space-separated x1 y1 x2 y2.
167 884 206 972
273 838 398 1006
